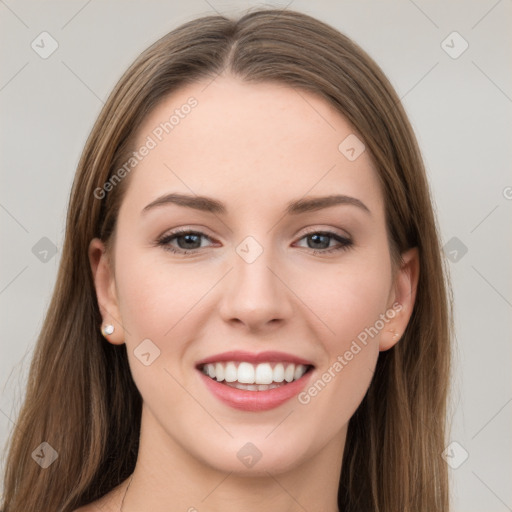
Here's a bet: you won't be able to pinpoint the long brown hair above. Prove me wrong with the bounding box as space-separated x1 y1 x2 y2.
1 8 453 512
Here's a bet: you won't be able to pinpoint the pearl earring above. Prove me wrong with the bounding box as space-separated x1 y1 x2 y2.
102 324 115 337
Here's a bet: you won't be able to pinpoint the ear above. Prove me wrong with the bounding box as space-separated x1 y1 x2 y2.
379 247 420 352
88 238 125 345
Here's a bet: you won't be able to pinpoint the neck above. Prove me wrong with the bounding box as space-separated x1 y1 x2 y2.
120 405 345 512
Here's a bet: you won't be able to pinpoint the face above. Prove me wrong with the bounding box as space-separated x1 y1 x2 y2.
90 75 418 476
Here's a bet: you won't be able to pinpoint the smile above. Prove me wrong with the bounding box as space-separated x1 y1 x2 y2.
200 361 310 390
196 351 315 411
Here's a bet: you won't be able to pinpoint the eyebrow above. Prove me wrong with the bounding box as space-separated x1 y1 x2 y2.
142 193 371 216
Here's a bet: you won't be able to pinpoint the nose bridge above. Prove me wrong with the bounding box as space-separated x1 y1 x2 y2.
218 234 293 328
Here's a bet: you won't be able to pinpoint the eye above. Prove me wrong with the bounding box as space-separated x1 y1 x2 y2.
156 229 353 255
294 231 353 254
156 229 215 254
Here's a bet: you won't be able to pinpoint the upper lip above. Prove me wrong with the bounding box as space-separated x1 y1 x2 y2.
195 350 315 368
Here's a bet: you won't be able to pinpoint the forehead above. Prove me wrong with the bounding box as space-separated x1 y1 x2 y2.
125 75 384 218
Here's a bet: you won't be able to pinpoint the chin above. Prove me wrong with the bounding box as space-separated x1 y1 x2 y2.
183 428 318 476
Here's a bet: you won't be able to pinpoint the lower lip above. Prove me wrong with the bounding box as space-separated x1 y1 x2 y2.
198 370 313 411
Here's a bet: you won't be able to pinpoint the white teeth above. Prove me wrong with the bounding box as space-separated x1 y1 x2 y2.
255 363 273 384
224 362 237 382
284 364 295 383
226 382 283 391
201 361 310 387
237 362 255 384
273 363 285 382
294 364 306 381
215 363 224 382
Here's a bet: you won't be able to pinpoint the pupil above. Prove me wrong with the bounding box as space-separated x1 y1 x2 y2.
310 234 328 249
180 234 200 249
176 234 330 250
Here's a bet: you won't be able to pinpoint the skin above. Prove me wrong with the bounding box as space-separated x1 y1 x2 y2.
83 75 419 512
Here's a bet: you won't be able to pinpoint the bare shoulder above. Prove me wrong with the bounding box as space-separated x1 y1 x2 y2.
72 499 116 512
70 477 131 512
72 505 98 512
72 482 127 512
72 499 112 512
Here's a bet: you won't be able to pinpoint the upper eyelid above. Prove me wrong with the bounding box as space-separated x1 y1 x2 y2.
159 227 350 245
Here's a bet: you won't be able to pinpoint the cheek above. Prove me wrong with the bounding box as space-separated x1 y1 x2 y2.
112 251 206 406
297 253 391 405
114 249 209 340
296 266 387 433
303 254 393 346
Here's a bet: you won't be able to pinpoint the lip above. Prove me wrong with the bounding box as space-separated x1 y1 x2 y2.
198 370 313 411
195 350 314 367
195 351 315 412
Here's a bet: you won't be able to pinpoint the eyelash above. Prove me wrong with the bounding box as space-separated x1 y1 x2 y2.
156 228 353 256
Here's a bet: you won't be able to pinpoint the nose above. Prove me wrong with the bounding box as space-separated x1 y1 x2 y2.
218 243 294 333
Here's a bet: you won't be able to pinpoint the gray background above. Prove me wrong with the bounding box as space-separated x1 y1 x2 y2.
1 0 511 510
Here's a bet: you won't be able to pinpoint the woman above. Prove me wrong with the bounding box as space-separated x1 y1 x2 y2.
1 8 453 512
